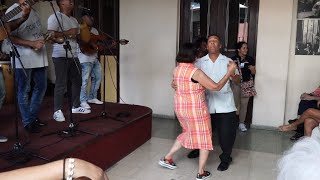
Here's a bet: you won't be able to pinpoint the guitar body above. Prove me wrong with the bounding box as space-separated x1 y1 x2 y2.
80 33 106 55
0 24 10 41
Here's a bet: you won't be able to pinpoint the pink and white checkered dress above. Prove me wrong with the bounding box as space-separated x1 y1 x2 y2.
174 63 213 150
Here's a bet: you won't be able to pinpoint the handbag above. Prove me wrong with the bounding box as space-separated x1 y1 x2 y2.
236 58 257 97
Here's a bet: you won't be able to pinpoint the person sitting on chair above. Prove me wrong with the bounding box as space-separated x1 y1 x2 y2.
279 104 320 137
287 86 320 140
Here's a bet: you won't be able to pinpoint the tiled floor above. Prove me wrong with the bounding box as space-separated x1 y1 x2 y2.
107 118 295 180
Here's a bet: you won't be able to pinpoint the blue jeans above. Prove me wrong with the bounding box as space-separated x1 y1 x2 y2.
80 60 102 102
16 67 47 127
0 68 5 110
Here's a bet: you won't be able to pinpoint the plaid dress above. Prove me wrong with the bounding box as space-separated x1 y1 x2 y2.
174 63 213 150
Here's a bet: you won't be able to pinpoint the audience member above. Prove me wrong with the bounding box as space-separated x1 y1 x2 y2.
287 87 320 140
231 41 256 132
0 158 109 180
277 136 320 180
279 106 320 137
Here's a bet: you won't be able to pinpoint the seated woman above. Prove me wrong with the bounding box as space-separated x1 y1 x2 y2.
288 87 320 140
279 106 320 137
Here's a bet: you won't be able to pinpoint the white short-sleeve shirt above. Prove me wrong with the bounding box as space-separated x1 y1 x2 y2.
195 54 237 114
5 4 48 69
47 11 79 58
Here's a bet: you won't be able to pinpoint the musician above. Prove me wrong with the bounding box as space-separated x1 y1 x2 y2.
5 0 48 133
78 9 103 110
0 4 8 142
0 51 8 142
47 0 90 122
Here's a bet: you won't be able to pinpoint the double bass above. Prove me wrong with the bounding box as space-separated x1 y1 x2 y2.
79 22 128 55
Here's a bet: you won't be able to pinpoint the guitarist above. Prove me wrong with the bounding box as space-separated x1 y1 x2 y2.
47 0 90 123
78 9 103 110
5 0 48 133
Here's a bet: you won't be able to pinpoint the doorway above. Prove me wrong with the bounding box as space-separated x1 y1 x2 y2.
179 0 260 126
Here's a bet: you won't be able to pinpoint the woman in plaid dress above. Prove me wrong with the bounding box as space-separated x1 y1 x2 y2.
159 43 237 180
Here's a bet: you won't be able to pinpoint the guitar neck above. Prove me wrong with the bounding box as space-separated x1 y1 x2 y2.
1 0 36 22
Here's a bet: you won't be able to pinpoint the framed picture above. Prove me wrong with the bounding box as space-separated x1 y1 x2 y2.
297 0 320 19
296 19 320 55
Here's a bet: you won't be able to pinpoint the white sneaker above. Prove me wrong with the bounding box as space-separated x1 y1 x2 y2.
53 110 66 122
72 107 91 114
88 98 103 105
0 135 8 143
239 123 247 132
80 102 91 109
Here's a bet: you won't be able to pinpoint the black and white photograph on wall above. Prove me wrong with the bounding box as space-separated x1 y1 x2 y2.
297 0 320 19
296 19 320 55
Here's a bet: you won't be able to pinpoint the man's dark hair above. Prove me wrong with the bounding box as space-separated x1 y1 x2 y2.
176 43 196 63
207 34 221 42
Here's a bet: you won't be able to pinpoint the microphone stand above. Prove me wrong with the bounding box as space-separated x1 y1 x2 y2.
42 1 97 138
81 30 129 123
0 2 48 164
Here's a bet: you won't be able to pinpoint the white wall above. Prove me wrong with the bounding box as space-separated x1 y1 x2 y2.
285 0 320 121
119 0 178 117
253 0 320 128
252 0 294 127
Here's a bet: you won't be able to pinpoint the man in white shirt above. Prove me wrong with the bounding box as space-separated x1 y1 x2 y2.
47 0 90 122
78 9 103 110
6 0 48 133
189 34 239 171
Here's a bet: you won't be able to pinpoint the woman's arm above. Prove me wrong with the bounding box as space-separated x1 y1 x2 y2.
193 61 237 91
0 158 108 180
192 69 231 91
248 65 256 75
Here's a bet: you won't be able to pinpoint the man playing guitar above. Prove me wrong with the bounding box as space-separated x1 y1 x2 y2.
47 0 90 122
78 9 103 110
5 0 48 133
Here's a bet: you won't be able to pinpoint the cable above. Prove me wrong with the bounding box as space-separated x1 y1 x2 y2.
104 43 127 104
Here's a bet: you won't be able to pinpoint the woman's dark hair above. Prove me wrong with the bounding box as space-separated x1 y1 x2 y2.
235 41 248 53
176 43 196 63
195 37 207 48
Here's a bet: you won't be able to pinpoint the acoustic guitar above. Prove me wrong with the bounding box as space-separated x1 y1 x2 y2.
0 0 39 41
79 33 129 55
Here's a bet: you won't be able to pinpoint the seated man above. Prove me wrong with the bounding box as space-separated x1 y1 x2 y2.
279 106 320 137
288 88 320 140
